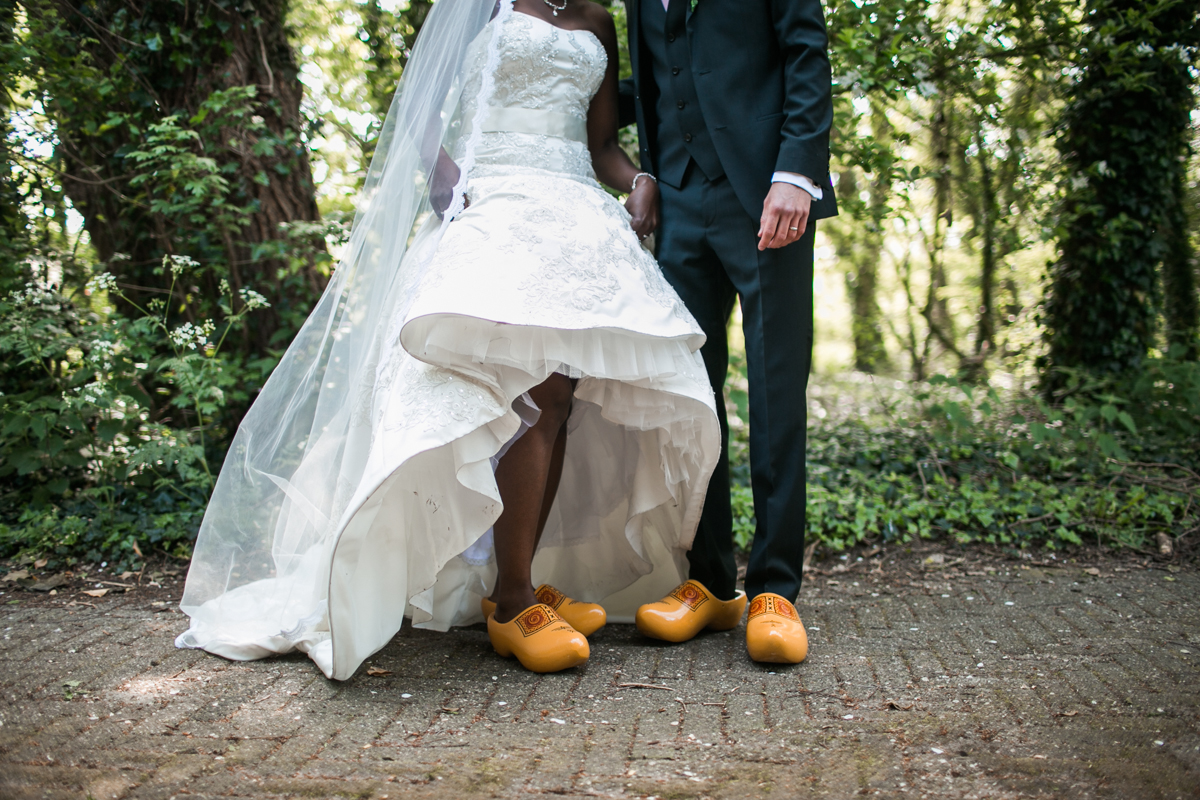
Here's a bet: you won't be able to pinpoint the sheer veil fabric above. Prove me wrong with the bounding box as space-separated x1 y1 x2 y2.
176 0 721 680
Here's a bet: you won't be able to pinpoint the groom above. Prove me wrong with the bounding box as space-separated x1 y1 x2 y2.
620 0 837 662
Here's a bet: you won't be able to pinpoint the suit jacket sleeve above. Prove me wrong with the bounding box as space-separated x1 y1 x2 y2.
618 77 638 131
771 0 833 182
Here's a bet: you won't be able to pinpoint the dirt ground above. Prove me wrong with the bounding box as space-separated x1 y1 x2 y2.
1 543 1197 799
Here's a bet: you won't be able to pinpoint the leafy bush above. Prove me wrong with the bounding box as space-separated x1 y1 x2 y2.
731 364 1199 554
0 256 271 571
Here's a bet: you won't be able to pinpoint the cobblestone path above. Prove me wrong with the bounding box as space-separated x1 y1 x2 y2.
1 550 1197 799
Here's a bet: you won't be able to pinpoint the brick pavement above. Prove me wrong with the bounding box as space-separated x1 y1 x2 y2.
1 549 1197 799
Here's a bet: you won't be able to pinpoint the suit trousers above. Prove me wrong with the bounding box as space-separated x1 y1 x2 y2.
656 165 814 602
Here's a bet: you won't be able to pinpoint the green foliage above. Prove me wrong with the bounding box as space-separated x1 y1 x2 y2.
730 369 1199 555
1043 0 1200 381
5 0 1199 573
9 0 326 360
0 1 335 573
823 0 1081 380
361 0 431 119
731 483 755 552
0 256 271 571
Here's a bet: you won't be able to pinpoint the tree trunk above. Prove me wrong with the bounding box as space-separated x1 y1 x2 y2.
1042 0 1199 388
973 123 998 365
0 0 26 293
39 0 325 356
1162 166 1198 360
923 95 958 364
834 167 890 374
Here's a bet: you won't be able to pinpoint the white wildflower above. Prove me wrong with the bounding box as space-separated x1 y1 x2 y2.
163 254 200 277
1161 44 1186 62
84 339 116 374
9 282 54 308
86 273 119 294
1134 42 1153 57
169 320 216 351
239 287 270 310
219 278 231 296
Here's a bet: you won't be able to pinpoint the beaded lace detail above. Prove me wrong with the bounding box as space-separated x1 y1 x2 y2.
455 12 607 182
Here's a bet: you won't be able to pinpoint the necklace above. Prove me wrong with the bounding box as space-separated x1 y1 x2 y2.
543 0 567 15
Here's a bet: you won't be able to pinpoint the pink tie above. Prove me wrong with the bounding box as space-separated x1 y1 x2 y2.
662 0 669 9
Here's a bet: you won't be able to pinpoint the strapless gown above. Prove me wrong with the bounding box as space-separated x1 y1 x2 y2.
176 11 721 680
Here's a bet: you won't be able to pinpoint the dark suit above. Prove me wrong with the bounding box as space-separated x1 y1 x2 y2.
620 0 836 603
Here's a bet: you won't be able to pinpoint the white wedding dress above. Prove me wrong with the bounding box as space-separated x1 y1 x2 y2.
176 10 720 680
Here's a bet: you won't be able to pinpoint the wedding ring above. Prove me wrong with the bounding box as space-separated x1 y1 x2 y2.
789 226 799 231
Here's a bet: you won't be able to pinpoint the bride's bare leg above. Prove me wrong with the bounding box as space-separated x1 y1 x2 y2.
491 374 574 623
536 420 569 542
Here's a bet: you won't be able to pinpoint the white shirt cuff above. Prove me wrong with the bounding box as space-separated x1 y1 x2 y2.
771 171 824 201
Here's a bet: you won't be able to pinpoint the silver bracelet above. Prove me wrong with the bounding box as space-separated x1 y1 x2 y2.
630 172 657 194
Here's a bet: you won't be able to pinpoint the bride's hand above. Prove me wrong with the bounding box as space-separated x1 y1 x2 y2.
430 150 462 219
625 178 660 241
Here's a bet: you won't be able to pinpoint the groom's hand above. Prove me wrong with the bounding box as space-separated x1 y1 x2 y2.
758 182 811 251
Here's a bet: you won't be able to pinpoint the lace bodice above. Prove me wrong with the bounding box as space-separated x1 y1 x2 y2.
455 12 608 181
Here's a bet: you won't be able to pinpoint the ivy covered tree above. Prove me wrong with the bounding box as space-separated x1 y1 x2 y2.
0 0 30 294
18 0 327 356
1043 0 1200 384
1162 150 1198 359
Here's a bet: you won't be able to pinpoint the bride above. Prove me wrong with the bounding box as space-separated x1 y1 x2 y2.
175 0 720 677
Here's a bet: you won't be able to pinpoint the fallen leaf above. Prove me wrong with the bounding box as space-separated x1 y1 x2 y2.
2 569 29 583
925 553 946 565
1055 710 1079 717
82 589 109 598
885 700 914 711
132 541 144 557
366 666 392 676
119 571 135 580
34 559 48 569
1085 567 1100 576
30 574 69 592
